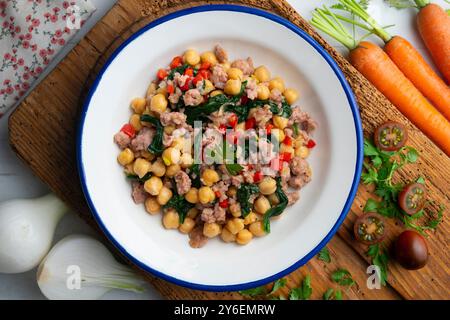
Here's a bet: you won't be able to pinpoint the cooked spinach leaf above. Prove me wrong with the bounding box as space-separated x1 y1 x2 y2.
185 94 231 124
126 172 152 183
163 194 194 224
167 63 189 80
140 114 164 155
225 163 244 176
188 163 201 188
237 183 260 218
263 177 288 233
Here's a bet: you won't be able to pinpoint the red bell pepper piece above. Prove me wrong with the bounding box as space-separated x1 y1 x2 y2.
306 139 316 149
120 123 135 138
245 117 256 130
157 69 167 80
170 56 183 69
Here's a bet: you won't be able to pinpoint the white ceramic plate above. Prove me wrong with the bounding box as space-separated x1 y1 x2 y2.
78 5 363 291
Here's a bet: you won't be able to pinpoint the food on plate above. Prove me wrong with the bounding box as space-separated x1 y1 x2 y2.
398 183 427 215
374 121 408 152
114 45 317 247
395 230 428 270
311 3 450 157
353 212 385 245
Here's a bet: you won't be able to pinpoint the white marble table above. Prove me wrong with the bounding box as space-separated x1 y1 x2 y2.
0 0 446 299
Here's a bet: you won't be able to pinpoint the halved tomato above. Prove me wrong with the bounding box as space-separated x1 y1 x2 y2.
398 183 426 215
374 121 408 151
353 212 385 245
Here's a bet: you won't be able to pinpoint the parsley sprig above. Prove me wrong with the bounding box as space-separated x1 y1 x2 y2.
317 247 331 263
366 243 389 286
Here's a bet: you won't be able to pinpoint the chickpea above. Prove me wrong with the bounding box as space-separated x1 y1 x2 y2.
124 163 134 175
236 229 253 245
201 168 220 186
162 147 181 166
224 79 242 96
269 77 285 92
283 88 299 105
227 67 244 80
130 97 146 114
256 84 270 100
146 82 157 98
162 209 180 229
254 66 271 82
198 186 215 204
151 158 166 177
226 218 245 235
180 153 193 169
129 114 142 131
220 61 231 71
273 115 289 130
200 51 218 65
243 212 258 225
117 148 134 166
156 86 167 97
150 93 168 113
226 186 237 197
144 176 163 196
295 146 310 159
187 207 199 219
270 128 285 143
280 143 294 156
171 137 185 151
203 222 222 238
221 228 236 243
133 158 151 178
203 79 215 94
259 177 277 195
145 197 161 215
185 187 199 204
254 196 271 214
249 221 266 237
140 150 155 161
267 193 280 206
229 203 242 218
184 49 200 66
164 125 175 135
157 186 173 205
210 90 224 97
179 217 196 234
165 164 181 177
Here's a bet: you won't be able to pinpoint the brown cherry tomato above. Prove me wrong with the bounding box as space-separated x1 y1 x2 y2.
353 212 386 245
395 230 428 270
399 183 426 215
374 121 408 151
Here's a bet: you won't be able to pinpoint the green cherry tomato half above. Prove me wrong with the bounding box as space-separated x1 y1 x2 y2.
353 212 386 245
374 121 408 152
395 230 428 270
399 183 427 215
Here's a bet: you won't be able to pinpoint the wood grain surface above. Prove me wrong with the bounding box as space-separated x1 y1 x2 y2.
8 0 449 300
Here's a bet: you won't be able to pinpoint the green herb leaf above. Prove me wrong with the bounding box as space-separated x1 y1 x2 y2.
140 114 164 155
225 163 244 176
331 269 355 287
363 198 379 212
425 205 444 230
237 183 260 218
185 94 231 124
263 177 288 233
270 278 287 294
293 123 300 137
323 288 342 300
126 172 152 183
239 286 267 297
335 289 343 300
416 176 425 184
289 275 312 300
318 247 331 263
366 244 389 286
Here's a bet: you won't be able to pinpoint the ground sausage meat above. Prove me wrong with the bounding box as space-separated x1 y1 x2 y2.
174 171 191 195
131 182 147 204
269 88 283 103
160 111 187 127
245 79 258 100
130 127 154 152
183 88 203 106
288 107 317 133
231 57 254 75
189 225 208 248
114 131 131 149
214 44 228 63
201 204 226 224
253 104 273 128
210 64 228 89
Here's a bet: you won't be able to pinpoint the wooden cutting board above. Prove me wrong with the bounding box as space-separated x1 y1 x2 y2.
8 0 449 300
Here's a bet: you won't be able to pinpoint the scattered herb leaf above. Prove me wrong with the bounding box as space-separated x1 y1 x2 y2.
318 247 331 263
270 278 287 294
163 194 194 224
239 286 267 297
331 269 355 287
366 243 389 286
289 275 312 300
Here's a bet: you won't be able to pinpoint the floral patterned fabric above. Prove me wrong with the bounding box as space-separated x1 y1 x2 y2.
0 0 95 117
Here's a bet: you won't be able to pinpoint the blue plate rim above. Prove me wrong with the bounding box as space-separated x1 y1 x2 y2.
77 4 363 292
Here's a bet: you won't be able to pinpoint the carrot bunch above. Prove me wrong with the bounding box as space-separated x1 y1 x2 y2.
311 1 450 156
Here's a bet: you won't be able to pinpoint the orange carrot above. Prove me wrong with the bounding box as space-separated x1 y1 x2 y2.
416 3 450 84
384 36 450 121
350 41 450 156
